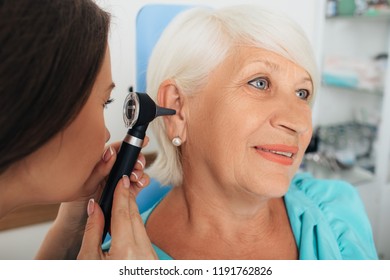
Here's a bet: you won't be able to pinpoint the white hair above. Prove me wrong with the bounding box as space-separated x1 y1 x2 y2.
146 5 319 186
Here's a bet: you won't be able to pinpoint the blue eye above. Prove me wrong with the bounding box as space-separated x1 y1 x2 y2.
296 89 310 100
248 77 269 90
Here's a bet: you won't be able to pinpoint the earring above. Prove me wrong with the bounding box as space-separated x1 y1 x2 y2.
172 137 182 147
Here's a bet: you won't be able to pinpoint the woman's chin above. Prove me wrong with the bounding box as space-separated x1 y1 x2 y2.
247 175 291 199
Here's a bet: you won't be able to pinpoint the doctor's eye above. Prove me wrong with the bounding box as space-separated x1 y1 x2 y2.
104 98 114 109
248 77 270 90
296 89 310 101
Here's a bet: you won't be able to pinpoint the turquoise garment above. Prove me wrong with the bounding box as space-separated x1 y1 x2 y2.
285 173 377 259
140 173 378 260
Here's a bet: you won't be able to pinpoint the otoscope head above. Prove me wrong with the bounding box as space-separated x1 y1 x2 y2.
123 92 176 128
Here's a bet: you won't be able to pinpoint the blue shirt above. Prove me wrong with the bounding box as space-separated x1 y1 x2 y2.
138 173 378 260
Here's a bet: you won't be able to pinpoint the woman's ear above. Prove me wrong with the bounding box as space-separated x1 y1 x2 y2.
157 80 187 143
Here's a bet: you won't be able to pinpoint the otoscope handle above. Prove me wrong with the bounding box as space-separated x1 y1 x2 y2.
99 124 148 243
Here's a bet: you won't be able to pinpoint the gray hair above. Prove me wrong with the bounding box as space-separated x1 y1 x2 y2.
146 5 319 186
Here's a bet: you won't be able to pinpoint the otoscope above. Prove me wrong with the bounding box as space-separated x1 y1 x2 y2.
99 90 176 243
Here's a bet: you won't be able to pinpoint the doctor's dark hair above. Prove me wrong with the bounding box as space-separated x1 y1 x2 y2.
0 0 110 174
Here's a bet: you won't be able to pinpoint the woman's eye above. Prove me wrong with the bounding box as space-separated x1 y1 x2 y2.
296 89 310 100
248 77 269 90
104 98 114 109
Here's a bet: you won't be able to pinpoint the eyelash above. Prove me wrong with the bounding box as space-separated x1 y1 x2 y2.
248 77 270 90
296 89 311 101
104 98 114 109
248 77 311 101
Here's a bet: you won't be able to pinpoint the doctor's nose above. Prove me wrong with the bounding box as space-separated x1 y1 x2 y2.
105 128 111 143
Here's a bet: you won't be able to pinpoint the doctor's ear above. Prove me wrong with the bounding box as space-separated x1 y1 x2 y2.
157 80 187 142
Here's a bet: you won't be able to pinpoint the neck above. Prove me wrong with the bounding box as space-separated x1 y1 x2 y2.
0 164 34 219
158 182 288 260
173 175 283 240
146 166 296 259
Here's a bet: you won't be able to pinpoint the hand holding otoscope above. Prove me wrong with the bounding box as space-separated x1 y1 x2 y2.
99 90 175 243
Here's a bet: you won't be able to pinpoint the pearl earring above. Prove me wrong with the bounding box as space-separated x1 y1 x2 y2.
172 137 182 147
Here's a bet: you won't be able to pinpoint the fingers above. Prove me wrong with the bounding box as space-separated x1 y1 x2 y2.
129 150 149 194
134 153 146 171
112 138 147 180
79 174 155 260
82 145 117 198
110 176 135 243
77 137 154 260
77 199 105 259
81 138 148 198
142 136 150 148
132 169 149 183
109 141 122 153
109 176 156 259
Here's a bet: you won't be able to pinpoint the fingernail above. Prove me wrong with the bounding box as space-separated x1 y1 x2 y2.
137 159 145 169
102 146 114 162
122 175 130 189
138 177 147 188
87 198 95 217
131 171 139 181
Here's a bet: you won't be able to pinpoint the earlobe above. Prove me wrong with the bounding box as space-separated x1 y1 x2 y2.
157 80 187 142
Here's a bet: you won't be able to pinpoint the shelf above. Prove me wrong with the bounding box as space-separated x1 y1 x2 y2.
322 82 384 96
321 2 390 259
327 9 390 21
300 160 375 186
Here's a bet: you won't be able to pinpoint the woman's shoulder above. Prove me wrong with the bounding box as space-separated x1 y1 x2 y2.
289 173 373 226
290 172 359 205
286 172 378 259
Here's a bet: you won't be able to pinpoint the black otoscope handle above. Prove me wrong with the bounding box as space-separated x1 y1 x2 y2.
99 124 148 243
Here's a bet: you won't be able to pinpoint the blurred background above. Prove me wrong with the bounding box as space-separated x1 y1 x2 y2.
1 0 390 259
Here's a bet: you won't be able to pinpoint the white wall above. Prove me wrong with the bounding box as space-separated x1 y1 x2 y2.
0 223 52 260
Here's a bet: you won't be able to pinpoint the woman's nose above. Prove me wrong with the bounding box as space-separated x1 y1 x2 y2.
270 99 312 136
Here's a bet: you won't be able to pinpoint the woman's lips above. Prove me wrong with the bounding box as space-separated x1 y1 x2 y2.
254 144 299 166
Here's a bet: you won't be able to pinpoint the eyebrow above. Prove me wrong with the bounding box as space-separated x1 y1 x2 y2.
249 59 280 72
252 59 312 84
301 77 312 84
263 60 281 72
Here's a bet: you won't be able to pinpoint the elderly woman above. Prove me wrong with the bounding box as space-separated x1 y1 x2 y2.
142 5 378 259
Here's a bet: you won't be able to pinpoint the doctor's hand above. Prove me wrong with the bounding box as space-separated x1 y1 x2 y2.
52 138 150 230
81 137 151 200
77 175 157 259
35 139 150 260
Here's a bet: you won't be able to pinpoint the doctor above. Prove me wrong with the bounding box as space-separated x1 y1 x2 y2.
0 0 156 259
